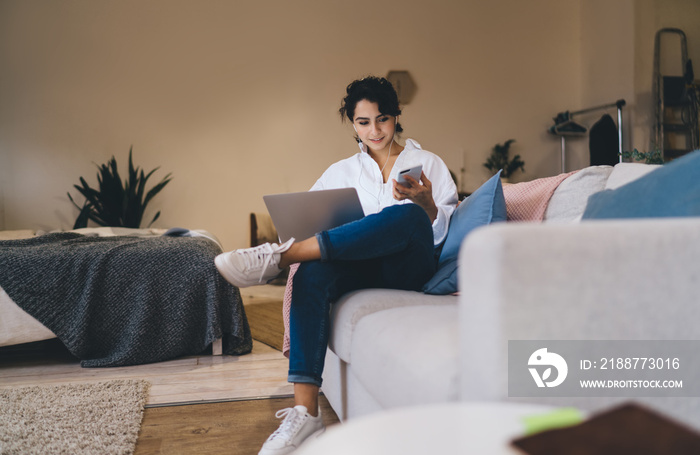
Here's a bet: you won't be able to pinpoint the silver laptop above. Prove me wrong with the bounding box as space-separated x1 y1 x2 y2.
263 188 365 242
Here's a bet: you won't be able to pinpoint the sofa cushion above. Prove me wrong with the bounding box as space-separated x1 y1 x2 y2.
349 304 460 408
583 150 700 219
423 171 506 295
544 166 613 222
329 289 456 363
604 162 661 190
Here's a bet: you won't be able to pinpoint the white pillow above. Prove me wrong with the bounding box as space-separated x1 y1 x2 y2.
605 163 662 190
0 229 36 240
545 166 613 223
68 227 166 237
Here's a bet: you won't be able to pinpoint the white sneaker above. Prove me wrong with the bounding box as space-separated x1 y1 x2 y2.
215 238 294 287
258 405 325 455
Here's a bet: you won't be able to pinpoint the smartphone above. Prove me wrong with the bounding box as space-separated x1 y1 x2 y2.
397 164 423 186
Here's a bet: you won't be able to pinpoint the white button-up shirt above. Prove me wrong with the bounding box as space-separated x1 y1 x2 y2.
309 139 458 245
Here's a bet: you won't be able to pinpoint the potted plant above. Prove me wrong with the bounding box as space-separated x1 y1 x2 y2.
619 148 664 165
67 147 173 229
483 139 525 183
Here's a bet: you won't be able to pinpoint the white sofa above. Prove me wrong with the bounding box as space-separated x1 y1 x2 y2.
321 162 700 429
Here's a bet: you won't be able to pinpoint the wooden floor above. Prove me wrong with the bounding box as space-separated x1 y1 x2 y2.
135 395 339 455
0 339 293 406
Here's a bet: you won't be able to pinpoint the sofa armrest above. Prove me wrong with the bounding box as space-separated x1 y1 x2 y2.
457 218 700 401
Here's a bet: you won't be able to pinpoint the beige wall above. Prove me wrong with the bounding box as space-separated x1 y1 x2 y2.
0 1 697 249
577 0 635 171
633 0 700 152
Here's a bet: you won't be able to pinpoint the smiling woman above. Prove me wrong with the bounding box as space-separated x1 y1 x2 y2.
214 75 459 455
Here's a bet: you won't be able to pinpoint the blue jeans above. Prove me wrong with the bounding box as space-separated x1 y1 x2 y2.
288 204 437 387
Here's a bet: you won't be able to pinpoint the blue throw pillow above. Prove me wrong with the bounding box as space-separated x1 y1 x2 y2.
423 170 507 295
582 149 700 219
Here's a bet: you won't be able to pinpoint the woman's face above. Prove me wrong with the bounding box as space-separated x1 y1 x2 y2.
352 99 397 153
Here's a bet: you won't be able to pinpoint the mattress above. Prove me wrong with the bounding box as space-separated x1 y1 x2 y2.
0 229 55 346
0 286 56 347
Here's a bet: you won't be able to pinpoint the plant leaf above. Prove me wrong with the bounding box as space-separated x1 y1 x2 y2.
67 148 172 228
148 211 161 227
143 174 172 208
73 202 92 229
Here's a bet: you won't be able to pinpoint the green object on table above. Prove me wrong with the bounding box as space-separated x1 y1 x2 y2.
521 408 585 435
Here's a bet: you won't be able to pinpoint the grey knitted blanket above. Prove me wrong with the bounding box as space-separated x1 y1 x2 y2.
0 233 251 367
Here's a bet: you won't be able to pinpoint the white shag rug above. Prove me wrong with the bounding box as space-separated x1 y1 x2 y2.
0 379 150 455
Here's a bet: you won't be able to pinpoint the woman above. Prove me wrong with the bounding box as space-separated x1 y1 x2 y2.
216 76 458 455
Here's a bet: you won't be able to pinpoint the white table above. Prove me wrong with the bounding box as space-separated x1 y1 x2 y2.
296 402 556 455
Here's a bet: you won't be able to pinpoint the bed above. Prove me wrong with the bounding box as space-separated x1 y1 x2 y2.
0 227 251 367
